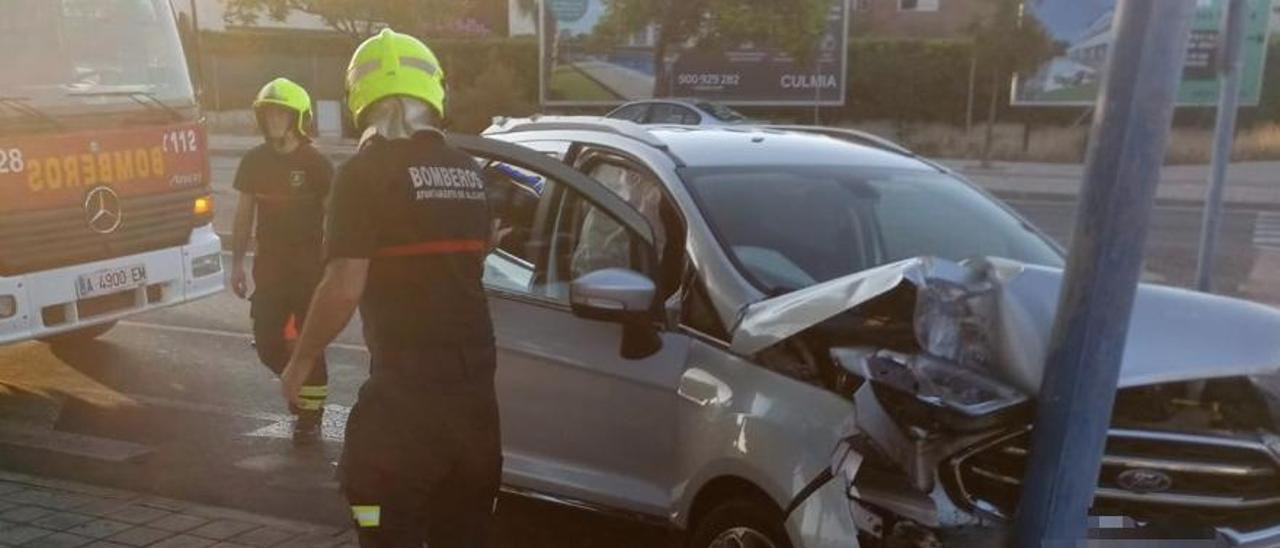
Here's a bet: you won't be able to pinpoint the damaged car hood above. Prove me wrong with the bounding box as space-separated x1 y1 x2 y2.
730 257 1280 394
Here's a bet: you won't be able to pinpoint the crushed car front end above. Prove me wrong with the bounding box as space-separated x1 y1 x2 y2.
738 257 1280 546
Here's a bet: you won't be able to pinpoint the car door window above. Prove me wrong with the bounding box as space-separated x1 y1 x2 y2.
609 104 649 123
484 166 649 302
483 162 552 294
545 188 654 302
453 135 657 302
648 104 699 125
584 163 666 253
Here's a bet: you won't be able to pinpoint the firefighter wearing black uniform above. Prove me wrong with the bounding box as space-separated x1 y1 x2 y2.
230 78 333 444
279 29 500 547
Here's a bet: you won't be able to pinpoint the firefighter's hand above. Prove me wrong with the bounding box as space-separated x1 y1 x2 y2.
231 268 250 299
280 358 310 409
489 225 513 252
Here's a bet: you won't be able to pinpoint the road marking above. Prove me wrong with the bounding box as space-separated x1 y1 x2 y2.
244 405 349 443
0 380 353 460
1254 212 1280 251
0 419 152 463
98 389 351 443
117 321 368 353
111 322 361 442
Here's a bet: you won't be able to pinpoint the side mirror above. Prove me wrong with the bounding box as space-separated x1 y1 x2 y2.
570 268 656 323
570 269 663 360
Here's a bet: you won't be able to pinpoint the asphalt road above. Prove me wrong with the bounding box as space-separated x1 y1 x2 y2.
0 280 669 546
0 152 1276 546
1007 199 1275 302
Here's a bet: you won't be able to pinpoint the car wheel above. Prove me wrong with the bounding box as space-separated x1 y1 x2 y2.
41 321 117 347
688 498 792 548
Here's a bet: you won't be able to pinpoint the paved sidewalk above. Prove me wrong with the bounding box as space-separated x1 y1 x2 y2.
0 472 354 548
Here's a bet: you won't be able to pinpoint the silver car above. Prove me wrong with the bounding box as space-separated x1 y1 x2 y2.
605 99 752 126
449 117 1280 548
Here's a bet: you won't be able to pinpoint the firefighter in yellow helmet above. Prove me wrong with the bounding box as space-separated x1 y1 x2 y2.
230 77 333 445
280 30 501 546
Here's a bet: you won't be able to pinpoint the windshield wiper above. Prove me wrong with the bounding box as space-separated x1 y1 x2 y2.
0 96 65 130
67 89 185 122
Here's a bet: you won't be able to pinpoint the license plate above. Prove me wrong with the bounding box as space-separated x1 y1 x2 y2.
76 264 147 299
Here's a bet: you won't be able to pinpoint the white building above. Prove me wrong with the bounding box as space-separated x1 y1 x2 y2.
510 0 537 36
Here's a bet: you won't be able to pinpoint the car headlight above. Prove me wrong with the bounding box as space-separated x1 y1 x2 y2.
833 348 1029 431
191 252 222 278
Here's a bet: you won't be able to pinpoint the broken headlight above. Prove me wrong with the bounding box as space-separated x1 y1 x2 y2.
833 348 1030 432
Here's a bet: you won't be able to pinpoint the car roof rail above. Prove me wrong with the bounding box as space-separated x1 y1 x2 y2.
763 125 916 157
486 115 670 150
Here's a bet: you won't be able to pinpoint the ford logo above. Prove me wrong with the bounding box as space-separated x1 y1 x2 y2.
1116 468 1173 494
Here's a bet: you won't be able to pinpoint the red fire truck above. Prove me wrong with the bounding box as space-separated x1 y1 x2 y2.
0 0 224 345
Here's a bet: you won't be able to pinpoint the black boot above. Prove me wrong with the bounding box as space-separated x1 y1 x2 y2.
293 409 323 447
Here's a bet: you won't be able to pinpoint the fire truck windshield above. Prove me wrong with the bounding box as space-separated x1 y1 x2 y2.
0 0 197 129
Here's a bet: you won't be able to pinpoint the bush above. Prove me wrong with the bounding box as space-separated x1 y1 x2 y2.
449 53 539 133
845 39 981 125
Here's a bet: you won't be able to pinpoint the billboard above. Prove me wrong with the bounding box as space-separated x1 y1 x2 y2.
540 0 848 106
1014 0 1273 106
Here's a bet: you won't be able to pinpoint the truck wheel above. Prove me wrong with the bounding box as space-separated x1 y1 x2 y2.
688 498 792 548
41 321 118 346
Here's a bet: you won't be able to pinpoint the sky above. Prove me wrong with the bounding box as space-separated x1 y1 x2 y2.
554 0 607 37
1026 0 1116 42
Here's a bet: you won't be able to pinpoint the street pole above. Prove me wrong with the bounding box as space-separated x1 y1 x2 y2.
966 53 977 134
814 54 822 125
1194 0 1249 293
188 0 207 109
1013 0 1196 545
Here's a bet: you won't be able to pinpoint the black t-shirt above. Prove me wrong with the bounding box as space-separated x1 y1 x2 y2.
233 143 333 263
326 131 494 372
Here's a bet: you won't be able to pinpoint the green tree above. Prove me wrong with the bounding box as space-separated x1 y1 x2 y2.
223 0 474 41
589 0 833 96
968 0 1057 164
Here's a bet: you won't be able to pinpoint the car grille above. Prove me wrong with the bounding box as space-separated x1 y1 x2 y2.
945 427 1280 529
0 189 203 276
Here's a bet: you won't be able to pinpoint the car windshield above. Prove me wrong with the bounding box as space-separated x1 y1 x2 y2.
0 0 195 124
682 165 1064 294
696 102 748 123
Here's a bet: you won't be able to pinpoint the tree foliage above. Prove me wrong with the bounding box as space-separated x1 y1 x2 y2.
967 0 1057 163
968 0 1058 78
222 0 476 40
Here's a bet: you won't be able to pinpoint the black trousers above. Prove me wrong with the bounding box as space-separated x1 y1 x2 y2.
340 345 502 548
251 274 327 414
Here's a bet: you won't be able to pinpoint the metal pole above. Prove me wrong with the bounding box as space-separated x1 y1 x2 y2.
1013 0 1196 545
814 58 822 125
1194 0 1248 293
966 52 977 133
211 55 221 112
188 0 206 106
